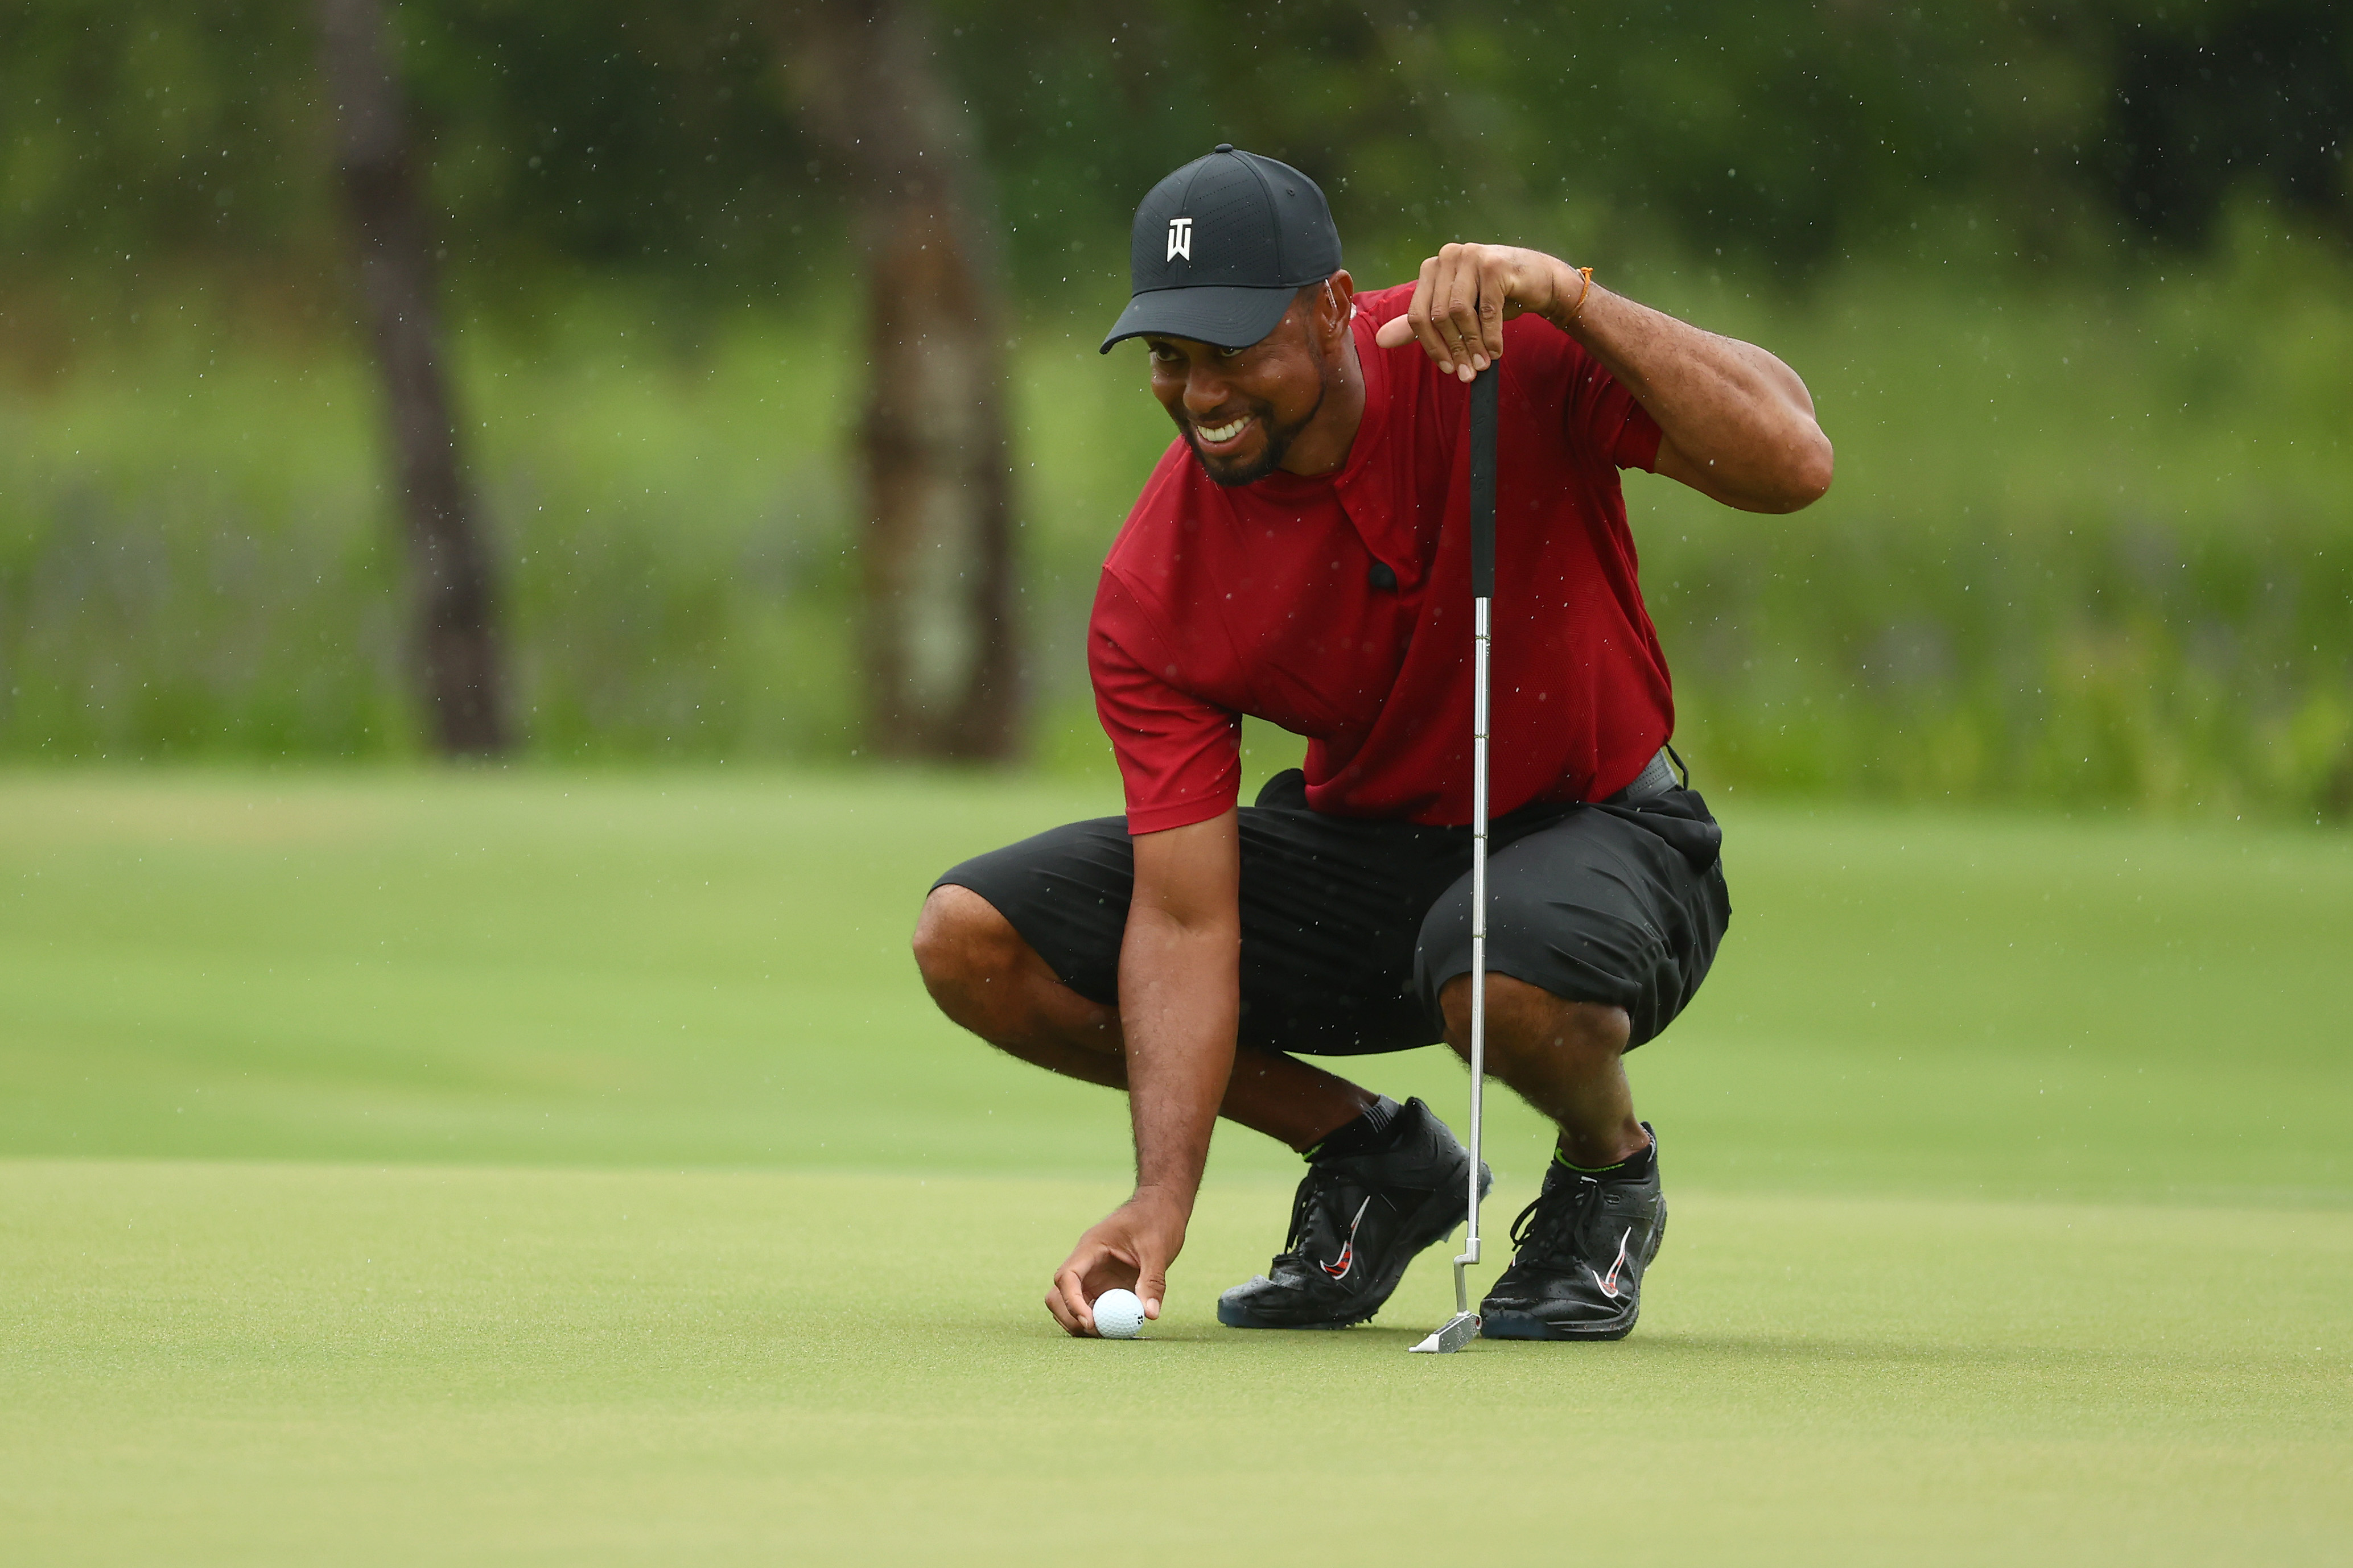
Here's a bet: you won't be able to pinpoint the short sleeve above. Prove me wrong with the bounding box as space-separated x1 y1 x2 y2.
1498 312 1661 474
1089 572 1243 835
1566 349 1663 473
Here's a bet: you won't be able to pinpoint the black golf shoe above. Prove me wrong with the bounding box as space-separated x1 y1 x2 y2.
1480 1124 1666 1342
1217 1097 1491 1330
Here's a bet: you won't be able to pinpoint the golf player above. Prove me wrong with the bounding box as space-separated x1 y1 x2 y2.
913 147 1832 1340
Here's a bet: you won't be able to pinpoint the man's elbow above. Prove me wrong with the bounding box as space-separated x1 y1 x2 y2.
1753 427 1834 514
1791 427 1836 508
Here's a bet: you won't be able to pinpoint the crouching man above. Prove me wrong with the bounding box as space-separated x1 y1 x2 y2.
914 146 1831 1339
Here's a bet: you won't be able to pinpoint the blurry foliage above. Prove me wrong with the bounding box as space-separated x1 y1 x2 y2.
2107 1 2353 247
1629 211 2353 820
954 0 2103 284
4 1 2347 328
393 5 821 311
0 1 337 366
0 345 406 756
957 0 2350 284
4 228 2348 819
0 298 858 760
0 1 822 345
1 1 2349 815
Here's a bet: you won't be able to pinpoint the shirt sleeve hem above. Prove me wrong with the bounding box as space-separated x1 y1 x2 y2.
1123 794 1239 837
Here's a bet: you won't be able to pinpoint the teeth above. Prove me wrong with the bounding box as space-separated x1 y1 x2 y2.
1198 416 1250 443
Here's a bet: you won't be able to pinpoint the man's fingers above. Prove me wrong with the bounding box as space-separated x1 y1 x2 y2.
1383 262 1440 376
1048 1222 1148 1338
1439 252 1486 376
1404 254 1449 370
1044 1284 1084 1336
1379 244 1523 377
1478 252 1511 361
1047 1274 1085 1336
1423 246 1467 374
1135 1252 1169 1321
1431 246 1487 378
1050 1265 1096 1337
1441 244 1508 380
1134 1241 1172 1326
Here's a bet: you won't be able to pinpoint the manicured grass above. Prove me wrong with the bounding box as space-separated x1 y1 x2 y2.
1 769 2348 1562
3 1162 2347 1566
3 768 2346 1199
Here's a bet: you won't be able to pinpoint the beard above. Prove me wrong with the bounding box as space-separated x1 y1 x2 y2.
1176 342 1332 488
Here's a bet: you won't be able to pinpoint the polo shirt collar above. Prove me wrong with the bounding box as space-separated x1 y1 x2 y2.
1229 313 1421 592
1329 313 1421 590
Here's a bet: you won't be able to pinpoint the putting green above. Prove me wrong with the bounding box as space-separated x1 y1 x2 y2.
3 1161 2346 1565
0 769 2347 1562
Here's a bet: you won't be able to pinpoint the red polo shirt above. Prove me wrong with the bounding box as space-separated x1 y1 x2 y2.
1091 282 1672 835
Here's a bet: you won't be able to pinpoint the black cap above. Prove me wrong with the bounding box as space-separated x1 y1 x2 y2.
1098 146 1344 354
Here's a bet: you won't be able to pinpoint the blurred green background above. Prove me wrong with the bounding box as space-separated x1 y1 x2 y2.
4 0 2349 817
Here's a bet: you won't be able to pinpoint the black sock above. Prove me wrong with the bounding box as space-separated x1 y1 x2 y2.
1555 1130 1655 1181
1305 1096 1404 1161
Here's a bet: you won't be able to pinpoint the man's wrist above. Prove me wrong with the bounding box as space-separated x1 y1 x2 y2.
1538 255 1594 338
1130 1180 1198 1220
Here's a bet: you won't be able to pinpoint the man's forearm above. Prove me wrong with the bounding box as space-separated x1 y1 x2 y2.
1115 906 1239 1205
1542 263 1833 512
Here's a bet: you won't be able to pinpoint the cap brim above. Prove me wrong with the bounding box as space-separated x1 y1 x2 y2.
1098 285 1300 354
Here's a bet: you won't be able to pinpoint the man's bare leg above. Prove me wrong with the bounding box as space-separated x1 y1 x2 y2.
912 885 1375 1152
1438 971 1666 1339
1437 972 1649 1167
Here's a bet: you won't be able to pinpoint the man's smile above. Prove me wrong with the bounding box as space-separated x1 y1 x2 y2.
1193 414 1255 448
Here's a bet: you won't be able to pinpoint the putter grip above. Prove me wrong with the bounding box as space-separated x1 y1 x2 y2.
1469 365 1498 597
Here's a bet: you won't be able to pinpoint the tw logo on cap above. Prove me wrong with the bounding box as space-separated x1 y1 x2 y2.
1166 217 1193 262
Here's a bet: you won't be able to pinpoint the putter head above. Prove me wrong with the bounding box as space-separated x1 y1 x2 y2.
1407 1311 1481 1354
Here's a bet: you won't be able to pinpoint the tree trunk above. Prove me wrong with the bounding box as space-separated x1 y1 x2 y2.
318 0 509 756
774 0 1022 760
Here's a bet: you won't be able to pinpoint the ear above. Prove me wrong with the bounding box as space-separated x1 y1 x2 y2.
1319 270 1357 344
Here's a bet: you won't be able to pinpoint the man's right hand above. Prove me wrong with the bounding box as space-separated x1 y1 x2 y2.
1046 1187 1189 1336
1041 808 1238 1338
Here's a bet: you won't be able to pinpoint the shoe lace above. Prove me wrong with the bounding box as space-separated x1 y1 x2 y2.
1507 1172 1604 1260
1274 1162 1354 1264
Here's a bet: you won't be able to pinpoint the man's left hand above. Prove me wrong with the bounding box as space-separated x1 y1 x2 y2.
1374 243 1573 381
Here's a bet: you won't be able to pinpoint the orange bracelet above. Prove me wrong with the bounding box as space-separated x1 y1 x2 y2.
1567 265 1594 325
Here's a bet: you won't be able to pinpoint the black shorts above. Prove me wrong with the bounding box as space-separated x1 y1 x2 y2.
934 768 1731 1057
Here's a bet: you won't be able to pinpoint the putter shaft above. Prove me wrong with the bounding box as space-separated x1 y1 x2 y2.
1414 365 1497 1355
1453 590 1489 1313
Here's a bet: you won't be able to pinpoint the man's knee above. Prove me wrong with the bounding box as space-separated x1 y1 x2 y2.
911 884 1021 1005
915 883 1117 1059
1438 972 1629 1061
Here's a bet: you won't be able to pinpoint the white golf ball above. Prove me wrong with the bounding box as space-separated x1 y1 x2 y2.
1091 1288 1146 1339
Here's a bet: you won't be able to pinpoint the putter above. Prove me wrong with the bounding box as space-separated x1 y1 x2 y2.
1410 362 1499 1356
